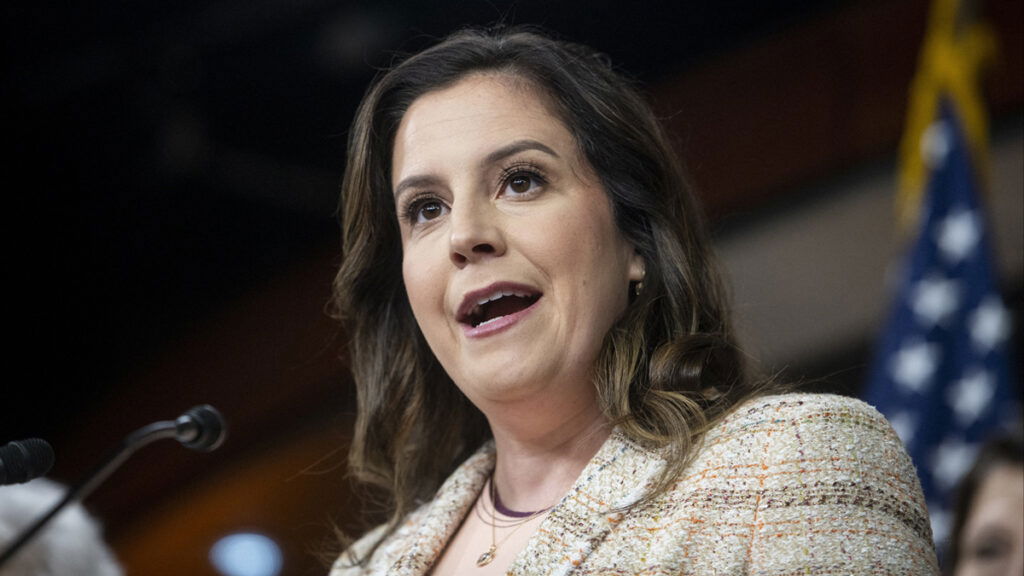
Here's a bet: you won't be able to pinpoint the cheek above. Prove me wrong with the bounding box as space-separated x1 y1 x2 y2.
540 204 608 259
573 206 630 277
543 205 631 315
401 246 446 327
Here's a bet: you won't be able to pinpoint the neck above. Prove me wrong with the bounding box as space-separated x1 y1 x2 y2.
485 395 611 513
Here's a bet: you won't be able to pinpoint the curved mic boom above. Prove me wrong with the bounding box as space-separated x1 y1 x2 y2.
0 405 228 568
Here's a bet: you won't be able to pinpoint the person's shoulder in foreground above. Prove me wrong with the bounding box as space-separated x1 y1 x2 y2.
331 392 940 575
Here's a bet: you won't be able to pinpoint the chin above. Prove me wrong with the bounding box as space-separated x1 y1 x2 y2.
454 366 551 404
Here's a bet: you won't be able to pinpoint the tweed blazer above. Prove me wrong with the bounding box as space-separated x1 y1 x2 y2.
331 394 939 575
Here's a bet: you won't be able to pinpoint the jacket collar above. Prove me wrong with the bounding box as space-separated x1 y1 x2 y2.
386 444 495 575
385 429 666 575
508 429 665 575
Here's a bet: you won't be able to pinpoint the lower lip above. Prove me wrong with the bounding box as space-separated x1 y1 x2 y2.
461 298 541 339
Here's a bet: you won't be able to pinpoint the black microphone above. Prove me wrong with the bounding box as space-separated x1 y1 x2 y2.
0 439 55 486
174 404 227 452
0 405 227 568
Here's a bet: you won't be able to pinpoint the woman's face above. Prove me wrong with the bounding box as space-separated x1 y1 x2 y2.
955 464 1024 576
391 74 643 409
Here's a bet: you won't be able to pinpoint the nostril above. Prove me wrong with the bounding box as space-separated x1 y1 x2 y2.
449 243 491 266
449 227 502 263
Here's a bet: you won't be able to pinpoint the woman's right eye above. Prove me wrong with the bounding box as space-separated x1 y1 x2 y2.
405 197 448 225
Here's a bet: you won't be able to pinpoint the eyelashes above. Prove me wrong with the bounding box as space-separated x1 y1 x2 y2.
398 161 549 226
498 162 547 196
402 192 446 225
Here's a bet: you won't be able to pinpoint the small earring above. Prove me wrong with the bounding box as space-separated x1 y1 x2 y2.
633 270 645 296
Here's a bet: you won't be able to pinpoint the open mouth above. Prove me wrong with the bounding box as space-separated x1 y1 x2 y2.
458 289 542 328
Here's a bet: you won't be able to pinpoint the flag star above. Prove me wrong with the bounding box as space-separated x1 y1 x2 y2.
968 297 1010 352
946 369 995 426
934 208 980 263
929 505 951 545
888 411 918 446
911 275 962 326
920 120 953 167
889 340 941 393
931 439 977 491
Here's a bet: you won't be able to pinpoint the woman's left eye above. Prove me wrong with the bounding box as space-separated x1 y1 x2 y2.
501 171 544 197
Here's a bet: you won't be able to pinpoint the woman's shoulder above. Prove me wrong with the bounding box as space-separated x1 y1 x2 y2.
691 392 917 486
329 506 434 576
648 392 939 573
724 390 889 420
705 391 897 447
329 442 496 575
683 391 934 540
330 524 389 576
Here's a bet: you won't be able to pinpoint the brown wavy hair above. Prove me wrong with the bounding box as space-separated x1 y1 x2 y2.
332 26 766 547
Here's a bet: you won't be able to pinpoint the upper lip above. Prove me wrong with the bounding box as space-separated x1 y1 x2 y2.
455 281 542 324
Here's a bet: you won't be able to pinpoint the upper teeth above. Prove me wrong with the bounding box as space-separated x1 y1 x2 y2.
476 290 530 306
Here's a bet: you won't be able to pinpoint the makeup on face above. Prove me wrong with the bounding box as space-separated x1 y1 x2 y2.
392 74 643 406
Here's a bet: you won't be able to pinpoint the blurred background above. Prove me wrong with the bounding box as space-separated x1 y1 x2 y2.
2 0 1021 574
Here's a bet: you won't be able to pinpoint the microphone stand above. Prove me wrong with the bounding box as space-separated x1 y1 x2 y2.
0 407 224 568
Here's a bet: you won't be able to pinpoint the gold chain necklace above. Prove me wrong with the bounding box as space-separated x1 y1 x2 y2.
476 477 552 567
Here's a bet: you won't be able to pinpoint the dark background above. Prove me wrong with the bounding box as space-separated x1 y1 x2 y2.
4 0 844 443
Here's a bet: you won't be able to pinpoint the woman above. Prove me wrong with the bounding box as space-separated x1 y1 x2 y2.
948 433 1023 576
331 27 938 575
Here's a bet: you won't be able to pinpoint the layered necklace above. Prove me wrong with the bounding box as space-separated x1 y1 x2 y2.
475 476 553 567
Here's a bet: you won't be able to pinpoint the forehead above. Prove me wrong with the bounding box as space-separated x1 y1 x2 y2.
975 464 1024 502
966 464 1024 529
391 74 576 182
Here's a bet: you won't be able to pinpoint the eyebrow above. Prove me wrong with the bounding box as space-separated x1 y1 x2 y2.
483 139 560 165
393 139 560 200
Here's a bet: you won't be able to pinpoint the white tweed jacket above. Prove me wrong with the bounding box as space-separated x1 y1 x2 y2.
331 393 939 575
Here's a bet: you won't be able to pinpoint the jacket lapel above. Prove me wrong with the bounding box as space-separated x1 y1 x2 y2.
508 430 666 576
385 444 496 576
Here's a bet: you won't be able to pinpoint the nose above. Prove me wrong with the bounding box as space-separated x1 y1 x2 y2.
449 200 505 266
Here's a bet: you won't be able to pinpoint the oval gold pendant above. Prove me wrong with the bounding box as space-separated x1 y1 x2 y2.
476 546 496 567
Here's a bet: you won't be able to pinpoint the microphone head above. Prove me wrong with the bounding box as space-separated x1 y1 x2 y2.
0 438 55 485
175 405 227 452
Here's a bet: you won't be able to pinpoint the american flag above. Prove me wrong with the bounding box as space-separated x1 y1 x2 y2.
864 97 1016 549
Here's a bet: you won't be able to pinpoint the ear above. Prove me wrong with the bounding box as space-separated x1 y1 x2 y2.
627 249 645 283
